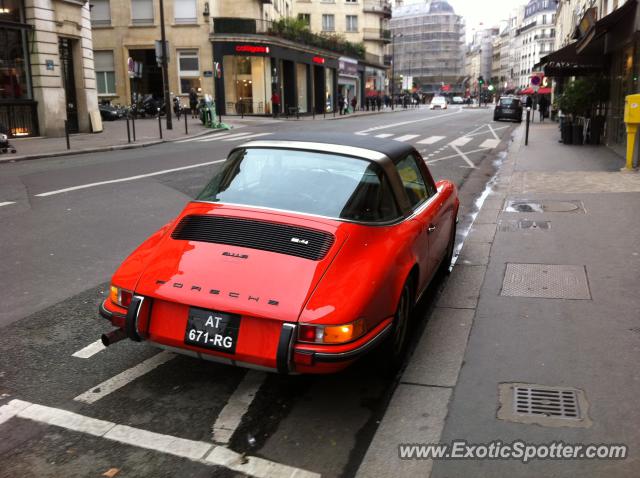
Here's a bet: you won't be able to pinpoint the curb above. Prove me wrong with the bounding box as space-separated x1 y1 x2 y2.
0 128 222 164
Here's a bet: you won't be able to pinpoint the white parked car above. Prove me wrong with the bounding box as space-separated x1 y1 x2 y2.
429 96 448 110
451 96 464 104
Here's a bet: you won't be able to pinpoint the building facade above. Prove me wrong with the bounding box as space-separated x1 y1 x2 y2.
1 0 100 138
464 27 498 96
390 0 465 94
293 0 391 104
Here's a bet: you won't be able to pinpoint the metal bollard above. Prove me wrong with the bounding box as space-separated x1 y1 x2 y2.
312 108 315 120
131 113 136 142
184 110 188 135
64 120 70 150
126 116 131 143
158 108 163 139
525 107 531 146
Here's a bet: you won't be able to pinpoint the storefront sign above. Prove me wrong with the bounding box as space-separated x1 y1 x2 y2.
203 70 213 77
235 45 270 54
45 60 54 71
577 8 597 40
339 59 357 76
313 56 325 65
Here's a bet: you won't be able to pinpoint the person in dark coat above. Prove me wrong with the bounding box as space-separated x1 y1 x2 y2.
351 96 357 112
189 88 198 118
337 93 344 115
538 95 549 122
376 94 382 111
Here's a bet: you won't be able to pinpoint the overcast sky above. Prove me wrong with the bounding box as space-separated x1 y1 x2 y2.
395 0 527 42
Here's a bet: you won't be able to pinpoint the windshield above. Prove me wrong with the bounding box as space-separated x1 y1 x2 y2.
500 98 519 106
197 148 400 222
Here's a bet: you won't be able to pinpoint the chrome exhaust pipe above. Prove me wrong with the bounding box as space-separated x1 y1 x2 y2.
101 328 127 347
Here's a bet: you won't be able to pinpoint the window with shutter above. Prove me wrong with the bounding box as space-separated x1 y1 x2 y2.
174 0 197 24
131 0 153 24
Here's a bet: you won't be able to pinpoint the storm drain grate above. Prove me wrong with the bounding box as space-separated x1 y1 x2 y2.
497 383 592 428
498 219 551 232
514 386 579 419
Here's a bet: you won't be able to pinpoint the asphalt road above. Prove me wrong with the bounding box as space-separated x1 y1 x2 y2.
0 106 515 478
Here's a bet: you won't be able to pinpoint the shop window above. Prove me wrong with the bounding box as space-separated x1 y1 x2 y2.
131 0 153 25
90 0 111 26
0 0 23 22
322 14 335 32
174 0 196 24
222 55 270 115
95 51 116 95
346 15 358 32
0 28 31 100
298 13 310 26
178 50 200 95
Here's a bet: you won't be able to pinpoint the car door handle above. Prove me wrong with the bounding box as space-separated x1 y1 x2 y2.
427 224 437 234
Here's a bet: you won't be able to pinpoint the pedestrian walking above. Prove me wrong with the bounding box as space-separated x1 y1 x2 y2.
351 96 357 113
376 94 381 111
271 91 280 118
338 93 345 115
189 88 198 118
538 95 549 122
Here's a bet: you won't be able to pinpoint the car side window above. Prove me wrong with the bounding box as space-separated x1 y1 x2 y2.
395 154 430 208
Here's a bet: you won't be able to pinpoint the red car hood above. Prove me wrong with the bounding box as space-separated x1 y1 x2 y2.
134 203 348 323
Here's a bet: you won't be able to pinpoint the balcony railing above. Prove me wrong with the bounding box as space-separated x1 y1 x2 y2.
363 28 391 43
363 0 392 17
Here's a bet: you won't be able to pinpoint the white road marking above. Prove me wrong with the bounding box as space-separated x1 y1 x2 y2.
74 351 175 404
479 138 500 149
393 134 419 142
417 135 445 145
374 133 393 138
212 370 266 444
354 132 369 135
449 144 476 168
450 136 472 147
175 132 230 143
199 132 253 142
427 147 489 165
223 132 273 142
465 125 509 137
0 201 16 207
487 123 500 140
72 339 106 359
35 159 226 197
2 399 319 478
355 108 462 134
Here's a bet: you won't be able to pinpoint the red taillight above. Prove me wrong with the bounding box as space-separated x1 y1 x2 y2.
120 290 133 308
293 350 314 365
298 325 316 342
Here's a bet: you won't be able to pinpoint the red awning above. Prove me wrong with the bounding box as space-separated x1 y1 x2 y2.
519 87 552 95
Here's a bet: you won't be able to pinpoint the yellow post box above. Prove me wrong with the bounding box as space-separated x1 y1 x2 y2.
623 93 640 170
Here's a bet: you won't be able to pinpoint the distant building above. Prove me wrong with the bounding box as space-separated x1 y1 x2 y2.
390 0 465 94
464 27 498 97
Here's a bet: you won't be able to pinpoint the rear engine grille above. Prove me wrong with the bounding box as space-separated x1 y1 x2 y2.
171 215 335 261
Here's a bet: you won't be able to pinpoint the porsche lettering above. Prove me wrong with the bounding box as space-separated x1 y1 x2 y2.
155 279 279 305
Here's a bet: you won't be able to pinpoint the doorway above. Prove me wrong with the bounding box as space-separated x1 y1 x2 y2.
58 38 78 133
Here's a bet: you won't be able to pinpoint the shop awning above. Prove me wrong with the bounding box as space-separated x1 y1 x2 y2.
519 87 552 95
535 41 605 77
576 0 637 53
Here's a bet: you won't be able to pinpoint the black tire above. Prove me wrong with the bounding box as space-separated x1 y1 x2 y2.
439 219 457 276
493 116 499 122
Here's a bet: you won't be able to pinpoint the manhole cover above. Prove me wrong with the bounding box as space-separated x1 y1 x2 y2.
504 200 585 213
498 383 592 428
498 220 551 232
501 263 591 299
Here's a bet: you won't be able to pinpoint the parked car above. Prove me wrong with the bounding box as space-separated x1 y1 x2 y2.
494 97 523 122
99 133 459 374
429 96 448 110
451 96 464 104
99 104 120 121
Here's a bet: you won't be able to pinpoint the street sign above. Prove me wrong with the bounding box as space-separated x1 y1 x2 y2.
155 40 169 65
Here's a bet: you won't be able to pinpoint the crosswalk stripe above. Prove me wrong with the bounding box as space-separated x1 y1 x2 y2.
374 133 393 138
199 132 252 142
224 132 273 142
175 132 228 143
479 138 500 149
417 135 445 145
394 134 419 142
450 136 472 147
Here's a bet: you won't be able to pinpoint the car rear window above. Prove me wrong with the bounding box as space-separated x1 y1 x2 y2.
499 98 519 106
197 148 400 222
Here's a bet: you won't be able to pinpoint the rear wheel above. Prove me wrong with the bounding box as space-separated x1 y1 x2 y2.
375 280 414 375
439 219 457 276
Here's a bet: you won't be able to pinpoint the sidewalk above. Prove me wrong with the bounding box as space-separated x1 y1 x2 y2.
2 115 217 162
357 121 640 477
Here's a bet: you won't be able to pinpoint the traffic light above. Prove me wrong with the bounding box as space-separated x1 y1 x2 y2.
478 76 484 86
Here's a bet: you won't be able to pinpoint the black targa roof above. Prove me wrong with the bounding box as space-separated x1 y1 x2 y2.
239 132 416 161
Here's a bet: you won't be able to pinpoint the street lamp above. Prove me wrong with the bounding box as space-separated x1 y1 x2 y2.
159 0 172 129
391 33 403 110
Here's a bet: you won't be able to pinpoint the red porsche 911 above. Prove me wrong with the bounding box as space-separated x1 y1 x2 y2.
99 133 459 374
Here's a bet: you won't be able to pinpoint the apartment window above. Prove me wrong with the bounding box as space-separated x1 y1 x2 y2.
346 15 358 32
178 50 200 94
345 0 357 2
174 0 196 24
322 14 334 31
131 0 153 24
542 14 546 25
298 13 310 26
90 0 111 26
95 51 116 95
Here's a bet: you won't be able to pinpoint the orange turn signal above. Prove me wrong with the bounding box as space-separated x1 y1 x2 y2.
298 319 366 344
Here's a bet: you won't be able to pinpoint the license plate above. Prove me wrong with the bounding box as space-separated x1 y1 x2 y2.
184 307 241 354
503 109 514 113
